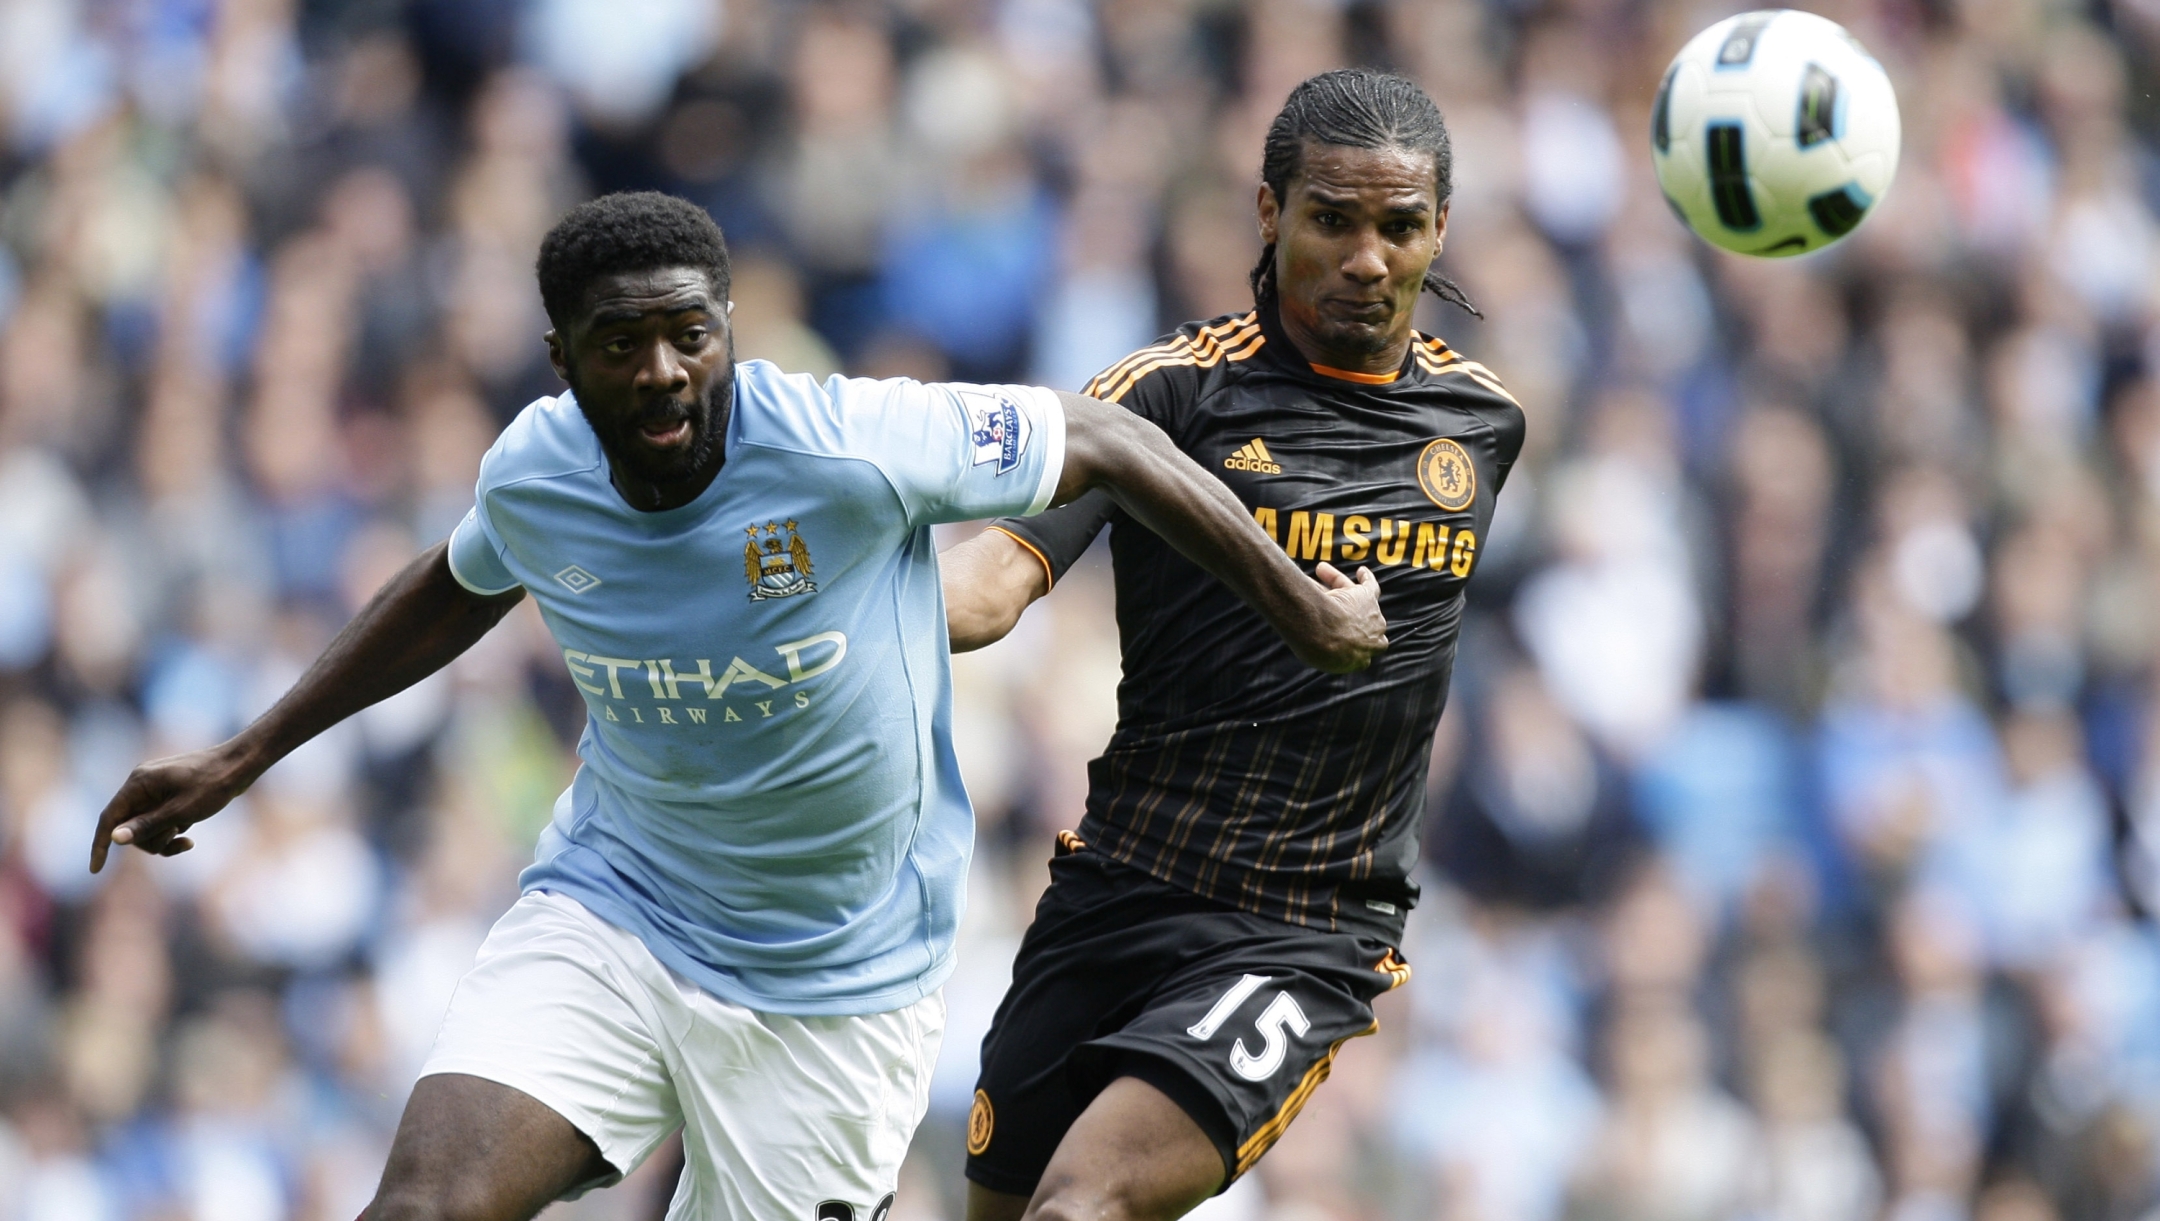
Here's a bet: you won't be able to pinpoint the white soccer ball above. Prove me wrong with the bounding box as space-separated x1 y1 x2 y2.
1650 9 1901 257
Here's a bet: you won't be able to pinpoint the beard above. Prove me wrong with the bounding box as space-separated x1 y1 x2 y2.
568 351 735 489
1310 314 1396 358
1304 291 1412 359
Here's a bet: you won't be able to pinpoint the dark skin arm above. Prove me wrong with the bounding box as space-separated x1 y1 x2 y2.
1046 390 1385 674
90 543 523 871
942 516 1375 657
945 394 1386 659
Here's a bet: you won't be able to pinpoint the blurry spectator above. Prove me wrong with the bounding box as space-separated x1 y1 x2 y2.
1726 405 1836 710
1396 899 1602 1221
1748 1030 1883 1221
729 252 843 378
1870 890 2024 1221
1516 393 1704 756
1567 994 1764 1221
1819 564 2003 894
1433 662 1640 910
522 0 717 127
1633 703 1803 914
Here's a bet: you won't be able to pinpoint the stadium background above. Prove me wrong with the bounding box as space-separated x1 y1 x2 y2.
2 0 2159 1219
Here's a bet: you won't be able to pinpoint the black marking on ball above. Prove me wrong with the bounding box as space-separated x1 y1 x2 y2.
1705 122 1761 231
1653 64 1678 153
1796 64 1838 148
1715 13 1775 67
1807 183 1872 237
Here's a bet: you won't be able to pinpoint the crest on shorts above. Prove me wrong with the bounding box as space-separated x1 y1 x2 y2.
745 520 817 601
1417 438 1477 512
968 1089 995 1155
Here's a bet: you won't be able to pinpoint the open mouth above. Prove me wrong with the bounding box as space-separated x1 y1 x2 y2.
638 417 692 447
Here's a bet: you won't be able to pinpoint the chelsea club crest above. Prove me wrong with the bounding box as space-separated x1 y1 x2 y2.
745 520 817 601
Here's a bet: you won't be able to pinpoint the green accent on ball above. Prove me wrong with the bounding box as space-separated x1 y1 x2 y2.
1706 123 1761 231
1796 64 1838 149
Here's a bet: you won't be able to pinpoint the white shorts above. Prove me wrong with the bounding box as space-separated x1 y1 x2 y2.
421 890 945 1220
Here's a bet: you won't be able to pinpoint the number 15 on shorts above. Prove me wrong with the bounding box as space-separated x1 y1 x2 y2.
1187 974 1310 1081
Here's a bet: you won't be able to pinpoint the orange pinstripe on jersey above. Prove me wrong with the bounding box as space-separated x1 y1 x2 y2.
1087 314 1265 404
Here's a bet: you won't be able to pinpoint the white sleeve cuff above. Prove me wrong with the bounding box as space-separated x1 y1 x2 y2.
1022 387 1065 517
445 540 520 597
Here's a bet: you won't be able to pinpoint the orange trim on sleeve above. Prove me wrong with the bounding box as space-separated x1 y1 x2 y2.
985 525 1056 592
1308 362 1401 385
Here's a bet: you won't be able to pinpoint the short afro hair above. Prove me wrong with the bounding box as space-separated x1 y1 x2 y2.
535 191 731 329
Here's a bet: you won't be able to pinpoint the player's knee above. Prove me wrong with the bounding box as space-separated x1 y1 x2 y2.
1026 1187 1109 1221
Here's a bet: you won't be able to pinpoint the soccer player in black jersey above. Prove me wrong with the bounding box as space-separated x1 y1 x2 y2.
937 70 1527 1221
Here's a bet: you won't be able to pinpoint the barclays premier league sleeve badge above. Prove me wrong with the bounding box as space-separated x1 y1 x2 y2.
959 390 1031 477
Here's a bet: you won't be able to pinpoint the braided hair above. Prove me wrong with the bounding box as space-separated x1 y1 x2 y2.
1249 69 1480 318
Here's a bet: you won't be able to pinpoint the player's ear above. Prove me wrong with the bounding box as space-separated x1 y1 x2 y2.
545 328 570 383
1257 182 1280 246
1433 202 1449 257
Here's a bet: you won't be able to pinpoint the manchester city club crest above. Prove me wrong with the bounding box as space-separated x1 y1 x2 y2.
1417 437 1477 512
745 520 817 601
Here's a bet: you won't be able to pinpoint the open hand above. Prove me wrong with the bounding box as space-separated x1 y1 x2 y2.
1298 562 1389 673
90 746 254 873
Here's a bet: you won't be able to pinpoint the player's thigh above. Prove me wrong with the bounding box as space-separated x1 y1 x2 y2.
967 854 1202 1198
396 891 685 1207
1023 1075 1225 1221
662 989 946 1221
1075 931 1406 1191
367 1072 611 1221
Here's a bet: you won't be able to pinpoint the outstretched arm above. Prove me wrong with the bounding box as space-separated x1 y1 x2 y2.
91 543 523 871
1049 391 1387 674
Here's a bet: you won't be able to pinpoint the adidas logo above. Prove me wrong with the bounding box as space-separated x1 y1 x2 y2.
1225 439 1283 474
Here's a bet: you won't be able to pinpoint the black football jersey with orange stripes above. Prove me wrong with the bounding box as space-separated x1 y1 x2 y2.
992 304 1527 932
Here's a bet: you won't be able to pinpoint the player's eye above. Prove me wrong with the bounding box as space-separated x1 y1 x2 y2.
602 336 635 355
679 327 708 344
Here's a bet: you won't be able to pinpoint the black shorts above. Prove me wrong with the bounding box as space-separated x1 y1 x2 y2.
964 839 1409 1196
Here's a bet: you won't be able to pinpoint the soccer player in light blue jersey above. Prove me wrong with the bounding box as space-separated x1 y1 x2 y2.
88 193 1387 1221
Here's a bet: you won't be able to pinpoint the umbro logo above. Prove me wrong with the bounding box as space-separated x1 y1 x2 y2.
1225 439 1282 474
554 565 602 594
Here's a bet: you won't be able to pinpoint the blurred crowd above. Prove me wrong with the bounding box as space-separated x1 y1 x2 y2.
1 0 2158 1219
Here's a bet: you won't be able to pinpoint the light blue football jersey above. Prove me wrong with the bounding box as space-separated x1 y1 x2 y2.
446 360 1064 1015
